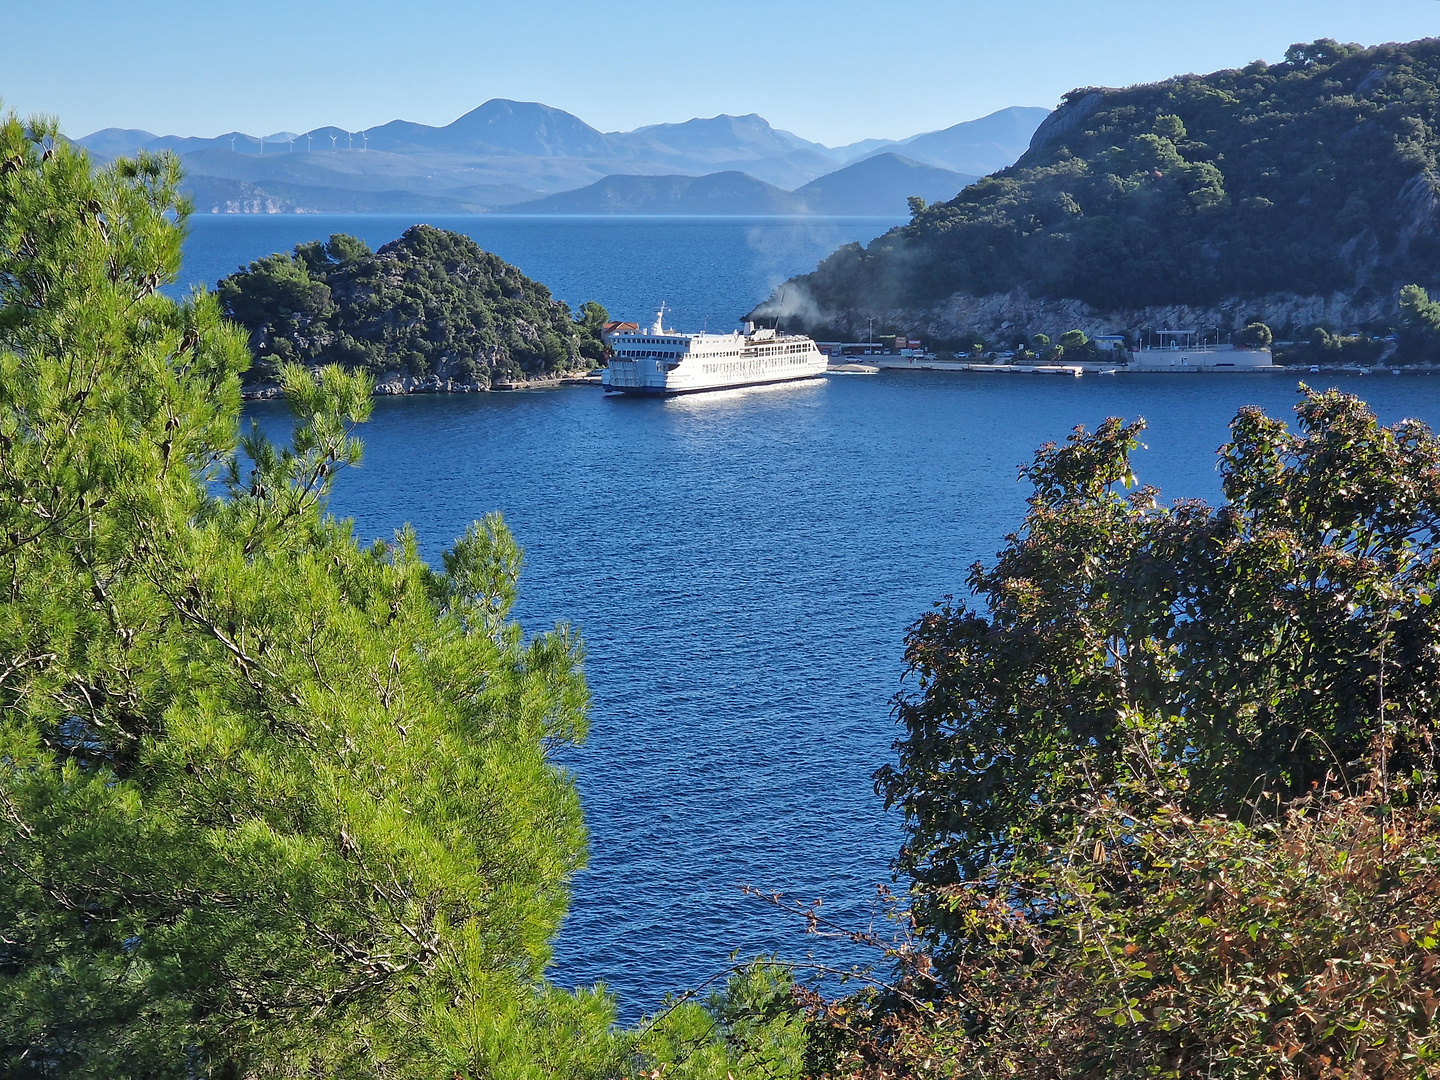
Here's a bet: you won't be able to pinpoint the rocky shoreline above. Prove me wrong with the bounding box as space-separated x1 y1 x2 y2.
775 287 1399 345
240 369 601 400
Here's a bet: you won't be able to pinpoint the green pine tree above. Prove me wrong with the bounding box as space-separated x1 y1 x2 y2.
0 110 623 1079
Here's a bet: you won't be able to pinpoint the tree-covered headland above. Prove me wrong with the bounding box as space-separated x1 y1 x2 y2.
756 37 1440 351
218 226 609 391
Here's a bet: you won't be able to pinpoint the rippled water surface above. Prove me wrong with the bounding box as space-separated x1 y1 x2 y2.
189 203 1440 1017
246 369 1440 1018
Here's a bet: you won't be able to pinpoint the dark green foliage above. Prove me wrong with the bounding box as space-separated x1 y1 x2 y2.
1235 320 1273 348
1273 327 1386 366
1030 328 1103 361
1398 282 1440 362
878 390 1440 943
218 226 607 386
633 962 809 1079
785 38 1440 317
0 113 625 1078
575 300 610 363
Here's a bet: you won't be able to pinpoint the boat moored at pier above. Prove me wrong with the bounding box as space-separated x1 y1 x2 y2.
602 306 827 395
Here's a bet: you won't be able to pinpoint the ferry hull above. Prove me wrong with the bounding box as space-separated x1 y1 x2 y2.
602 369 825 396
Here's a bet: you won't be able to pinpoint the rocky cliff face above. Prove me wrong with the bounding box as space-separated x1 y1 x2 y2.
1023 90 1108 158
185 177 306 214
800 287 1395 345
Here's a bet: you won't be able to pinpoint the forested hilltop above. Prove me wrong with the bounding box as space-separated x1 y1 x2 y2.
218 225 607 392
755 37 1440 343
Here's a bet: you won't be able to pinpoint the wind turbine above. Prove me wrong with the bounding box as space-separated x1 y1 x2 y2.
346 131 353 150
228 135 236 152
259 135 264 155
305 133 312 151
287 137 294 153
329 134 338 150
360 128 368 151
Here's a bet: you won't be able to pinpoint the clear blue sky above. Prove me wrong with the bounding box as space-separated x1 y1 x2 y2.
6 0 1438 146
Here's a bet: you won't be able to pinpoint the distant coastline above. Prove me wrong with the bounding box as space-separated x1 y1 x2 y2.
186 153 974 218
77 101 1046 217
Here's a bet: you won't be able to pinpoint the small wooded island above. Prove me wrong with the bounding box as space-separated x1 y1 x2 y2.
217 224 608 394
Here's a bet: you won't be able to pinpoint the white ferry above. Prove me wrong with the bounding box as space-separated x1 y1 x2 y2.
602 306 827 395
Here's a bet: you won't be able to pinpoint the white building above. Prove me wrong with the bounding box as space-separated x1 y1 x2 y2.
1130 330 1274 371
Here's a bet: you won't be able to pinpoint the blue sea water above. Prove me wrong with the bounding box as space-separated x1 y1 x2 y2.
176 213 905 331
244 370 1440 1020
191 215 1440 1020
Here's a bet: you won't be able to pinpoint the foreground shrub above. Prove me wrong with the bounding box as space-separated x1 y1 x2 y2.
791 390 1440 1077
880 390 1440 940
803 781 1440 1078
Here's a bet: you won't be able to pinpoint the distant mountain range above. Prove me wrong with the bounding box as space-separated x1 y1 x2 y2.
71 101 1046 216
510 154 976 215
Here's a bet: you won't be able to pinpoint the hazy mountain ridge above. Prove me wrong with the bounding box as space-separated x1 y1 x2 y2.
508 153 976 216
73 101 1040 215
874 106 1051 173
509 171 803 215
794 154 979 215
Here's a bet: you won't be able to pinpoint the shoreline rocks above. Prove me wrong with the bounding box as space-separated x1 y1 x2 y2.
809 287 1397 345
239 368 600 400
